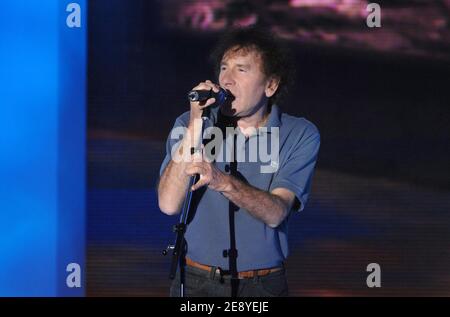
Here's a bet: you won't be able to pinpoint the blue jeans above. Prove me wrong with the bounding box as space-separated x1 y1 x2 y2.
169 265 289 297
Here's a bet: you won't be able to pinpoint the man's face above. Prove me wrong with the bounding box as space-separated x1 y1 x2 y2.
218 47 277 117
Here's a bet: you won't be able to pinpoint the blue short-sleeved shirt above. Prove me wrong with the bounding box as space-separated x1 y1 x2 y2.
159 104 320 271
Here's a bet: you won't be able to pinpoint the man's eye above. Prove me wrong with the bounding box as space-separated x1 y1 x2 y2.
220 66 226 71
238 69 246 72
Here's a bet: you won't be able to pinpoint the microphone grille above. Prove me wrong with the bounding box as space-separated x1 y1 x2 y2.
188 91 200 102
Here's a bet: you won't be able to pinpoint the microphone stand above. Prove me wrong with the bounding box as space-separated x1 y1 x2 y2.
163 107 211 297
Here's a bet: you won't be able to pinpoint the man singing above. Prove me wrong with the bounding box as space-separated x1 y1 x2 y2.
158 26 320 297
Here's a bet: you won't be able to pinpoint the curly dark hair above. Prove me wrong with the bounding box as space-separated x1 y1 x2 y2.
210 26 295 105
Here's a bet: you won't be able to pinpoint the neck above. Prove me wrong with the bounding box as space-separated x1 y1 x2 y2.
217 102 271 137
236 102 270 132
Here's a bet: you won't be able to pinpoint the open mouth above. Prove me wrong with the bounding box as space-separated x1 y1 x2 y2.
224 89 236 101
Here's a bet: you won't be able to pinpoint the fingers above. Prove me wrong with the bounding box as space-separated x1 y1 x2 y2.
185 163 209 191
189 80 221 121
199 97 216 109
191 177 208 191
184 146 217 191
205 80 220 93
191 80 221 107
192 80 220 93
185 152 212 191
185 163 207 176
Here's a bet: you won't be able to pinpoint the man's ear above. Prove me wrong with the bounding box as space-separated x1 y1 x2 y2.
265 76 280 98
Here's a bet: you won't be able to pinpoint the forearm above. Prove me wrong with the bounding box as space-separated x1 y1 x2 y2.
220 175 289 228
158 123 201 215
157 158 190 215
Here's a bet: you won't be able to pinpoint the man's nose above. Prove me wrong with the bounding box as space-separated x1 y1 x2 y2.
220 72 235 88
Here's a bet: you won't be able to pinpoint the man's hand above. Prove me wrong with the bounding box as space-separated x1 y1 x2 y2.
189 80 221 123
184 150 229 192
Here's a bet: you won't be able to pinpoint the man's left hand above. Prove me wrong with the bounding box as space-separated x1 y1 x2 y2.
185 153 229 192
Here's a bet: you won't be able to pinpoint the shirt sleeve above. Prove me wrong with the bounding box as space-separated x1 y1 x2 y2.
269 122 321 212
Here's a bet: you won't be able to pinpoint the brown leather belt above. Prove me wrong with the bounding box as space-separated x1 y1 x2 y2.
186 257 282 279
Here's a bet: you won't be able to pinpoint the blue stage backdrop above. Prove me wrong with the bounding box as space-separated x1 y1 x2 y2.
0 1 86 296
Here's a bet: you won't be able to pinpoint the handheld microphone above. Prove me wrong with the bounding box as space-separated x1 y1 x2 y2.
187 87 230 106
